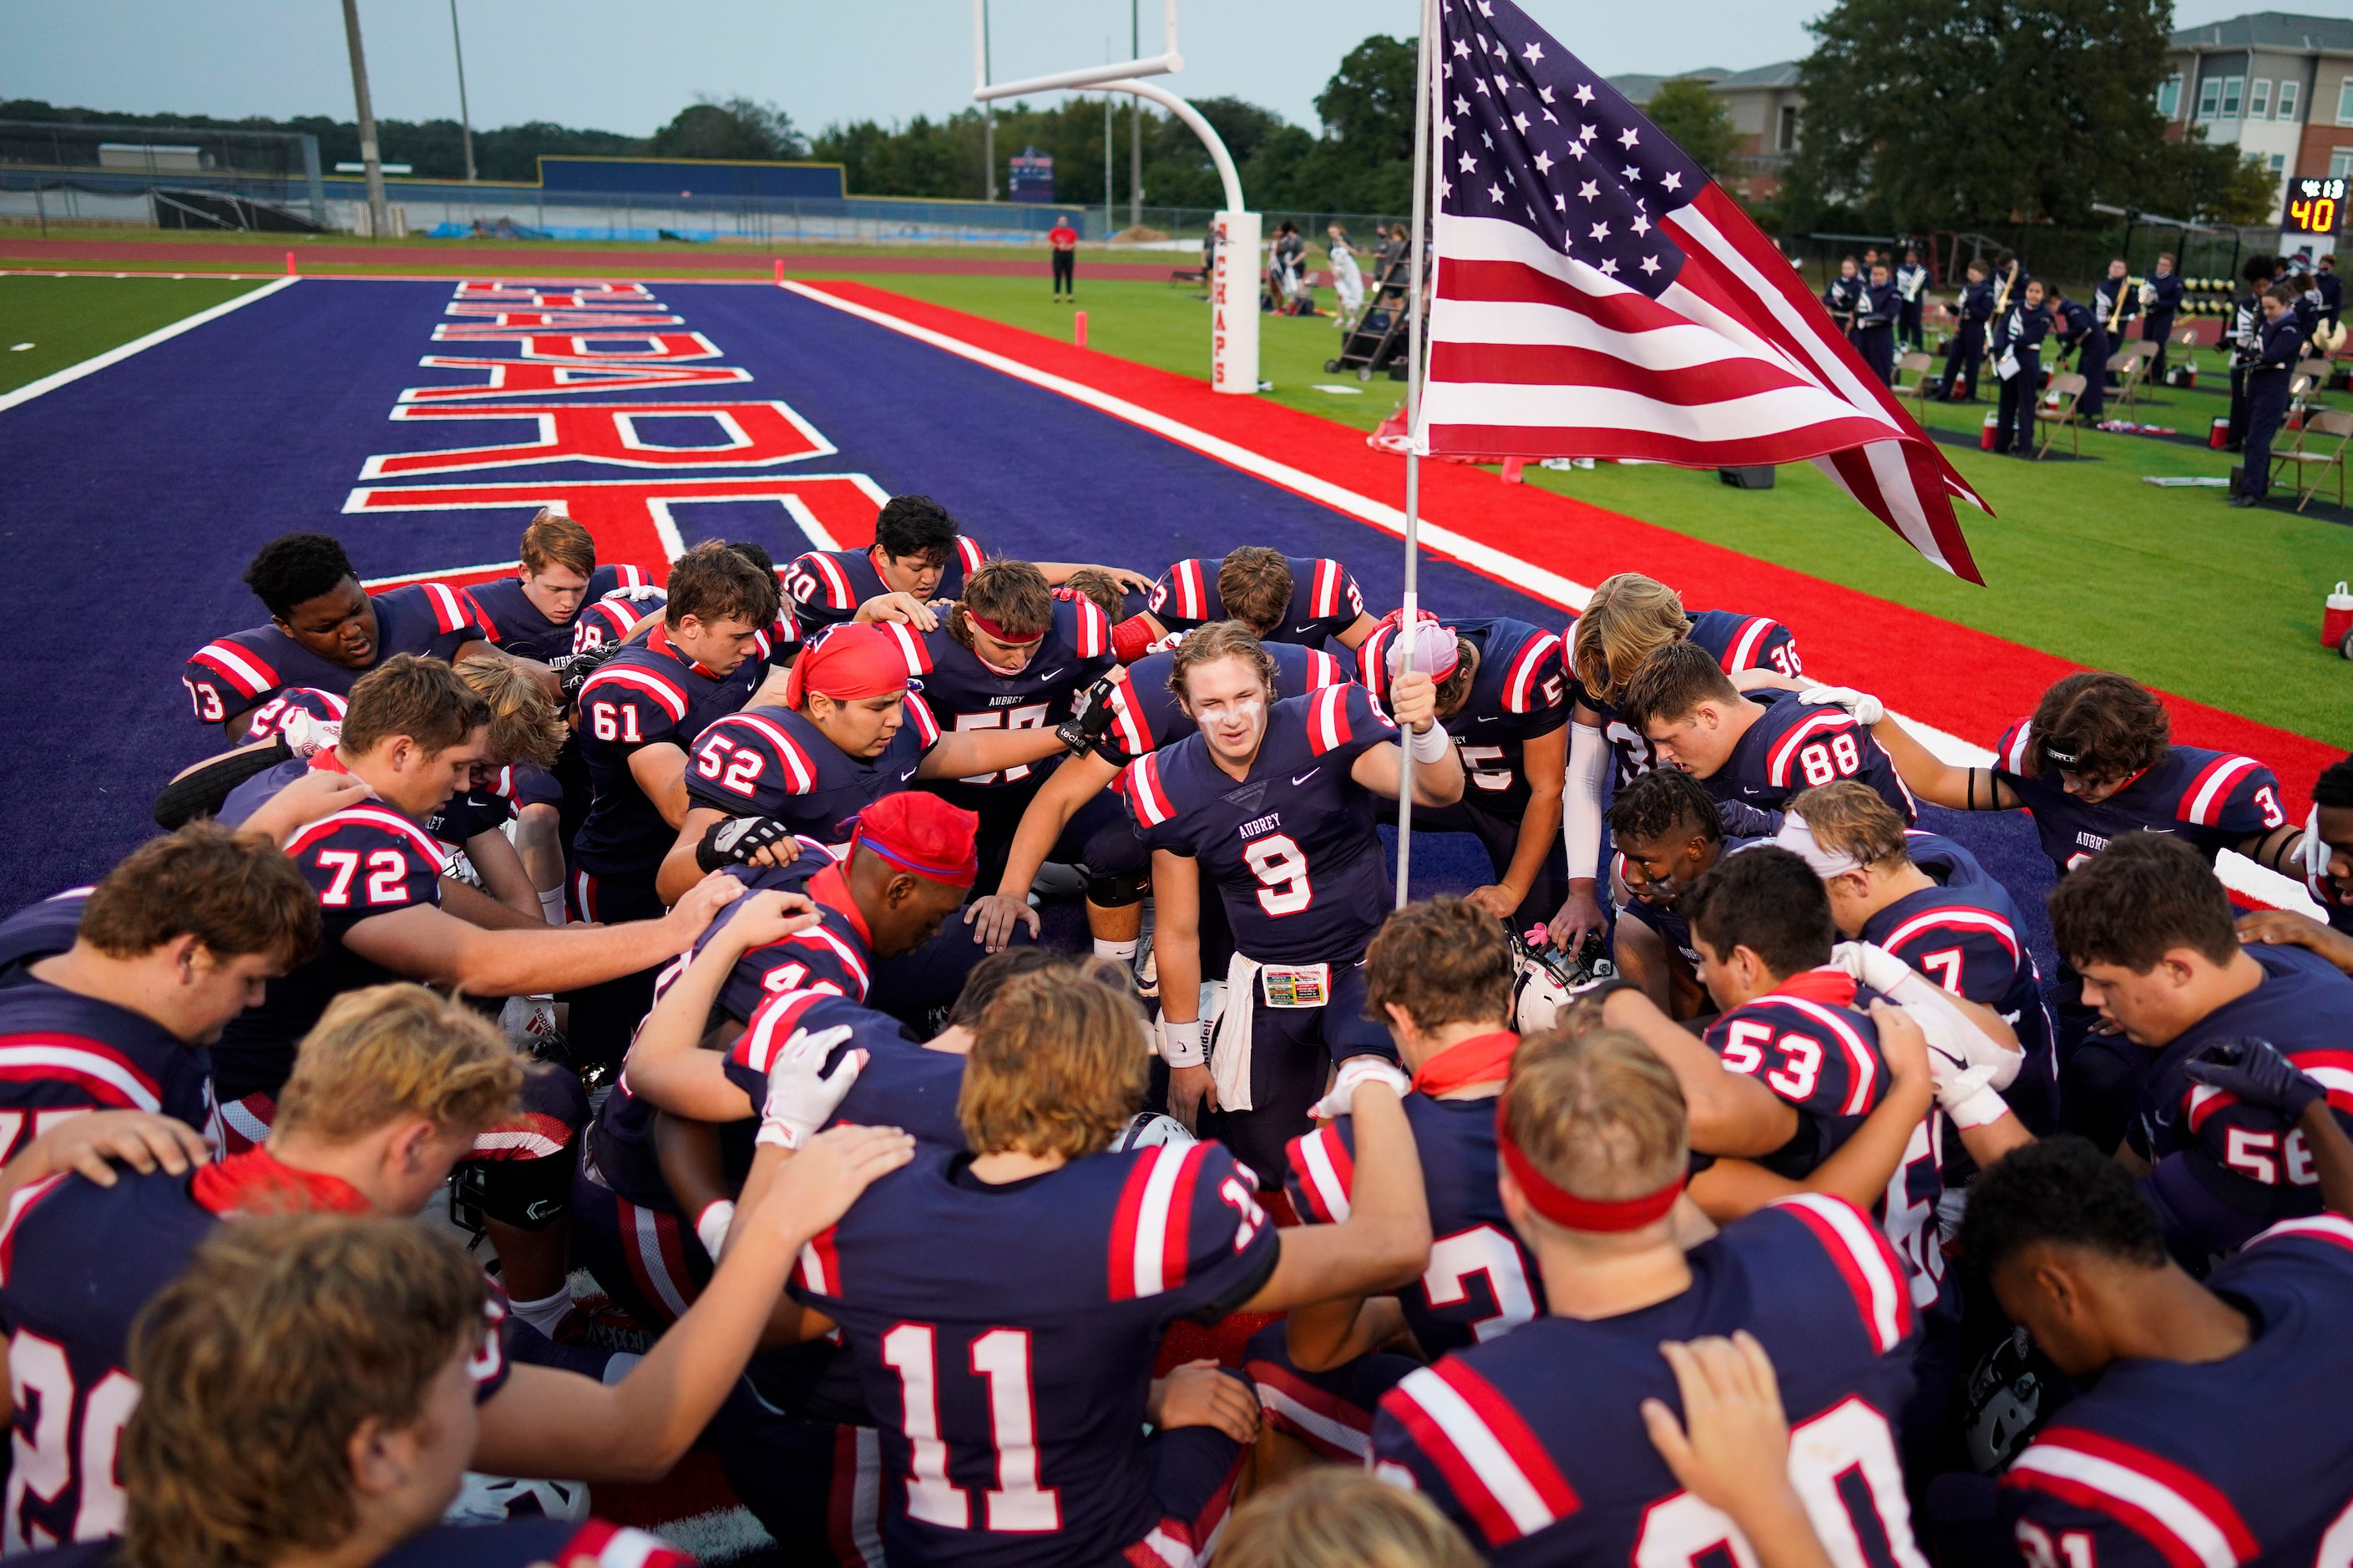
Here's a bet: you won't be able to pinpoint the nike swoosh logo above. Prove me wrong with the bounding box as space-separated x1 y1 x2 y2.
1473 715 1500 724
1036 667 1065 681
900 769 918 781
1293 624 1318 633
1292 768 1320 785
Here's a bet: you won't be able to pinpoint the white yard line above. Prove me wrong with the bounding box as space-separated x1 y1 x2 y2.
0 276 299 416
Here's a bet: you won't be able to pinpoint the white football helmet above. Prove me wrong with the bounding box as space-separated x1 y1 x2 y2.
1111 1112 1197 1152
1509 927 1616 1034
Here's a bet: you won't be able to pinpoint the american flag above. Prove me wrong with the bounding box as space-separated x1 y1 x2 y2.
1414 0 1989 582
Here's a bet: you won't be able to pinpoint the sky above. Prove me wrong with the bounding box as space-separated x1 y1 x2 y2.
5 0 2349 140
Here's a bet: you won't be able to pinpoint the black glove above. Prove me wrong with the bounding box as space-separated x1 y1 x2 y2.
1056 675 1121 755
560 642 619 707
696 815 796 873
2184 1037 2325 1123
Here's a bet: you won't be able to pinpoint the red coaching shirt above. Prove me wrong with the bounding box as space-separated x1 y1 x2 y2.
1049 222 1079 250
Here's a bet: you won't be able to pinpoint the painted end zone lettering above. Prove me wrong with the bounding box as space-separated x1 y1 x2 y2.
399 358 751 403
360 400 837 478
425 331 727 362
342 474 888 564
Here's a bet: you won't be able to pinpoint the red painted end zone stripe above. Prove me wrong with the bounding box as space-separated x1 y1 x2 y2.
802 279 2341 805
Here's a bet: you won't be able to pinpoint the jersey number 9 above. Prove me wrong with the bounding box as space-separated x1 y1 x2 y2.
1244 834 1314 917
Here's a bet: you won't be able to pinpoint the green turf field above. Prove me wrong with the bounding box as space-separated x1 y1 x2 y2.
6 266 2347 744
809 270 2353 746
0 273 261 395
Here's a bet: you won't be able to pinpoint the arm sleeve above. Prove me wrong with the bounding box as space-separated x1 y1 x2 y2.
1563 722 1607 879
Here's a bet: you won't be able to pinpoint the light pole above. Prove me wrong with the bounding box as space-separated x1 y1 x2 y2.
449 0 477 183
1129 0 1141 231
339 0 389 239
974 0 995 200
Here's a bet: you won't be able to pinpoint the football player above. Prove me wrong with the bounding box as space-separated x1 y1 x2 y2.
212 655 745 1140
1359 614 1570 928
1553 572 1801 951
1619 642 1915 822
1146 545 1377 652
963 623 1350 977
1590 766 1766 1019
0 983 914 1547
2047 832 2353 1267
1367 1027 1930 1568
783 493 1146 632
780 964 1435 1567
460 508 660 671
1785 780 2056 1138
433 658 569 923
1245 897 1539 1463
182 532 509 744
1808 671 2301 881
2234 751 2353 972
1961 1136 2353 1568
0 826 316 1162
1121 622 1465 1181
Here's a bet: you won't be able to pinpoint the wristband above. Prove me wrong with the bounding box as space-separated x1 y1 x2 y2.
1409 723 1452 764
695 1199 736 1259
1940 1075 2012 1130
1160 1017 1207 1068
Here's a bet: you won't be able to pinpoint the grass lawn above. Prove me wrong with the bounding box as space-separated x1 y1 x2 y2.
0 272 261 395
7 266 2347 743
809 269 2353 746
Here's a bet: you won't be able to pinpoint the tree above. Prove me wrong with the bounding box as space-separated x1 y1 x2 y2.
1789 0 2187 230
1315 35 1419 162
649 99 805 162
1646 78 1740 178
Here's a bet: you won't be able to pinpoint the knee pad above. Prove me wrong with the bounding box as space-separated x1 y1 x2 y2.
1086 868 1150 908
458 1147 579 1232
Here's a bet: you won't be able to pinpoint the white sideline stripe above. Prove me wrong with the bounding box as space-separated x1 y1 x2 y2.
788 281 2323 921
0 276 299 415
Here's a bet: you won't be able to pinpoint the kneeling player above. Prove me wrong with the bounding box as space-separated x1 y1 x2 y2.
1369 1027 1930 1566
1123 622 1464 1181
782 964 1435 1568
1962 1136 2353 1568
1246 897 1541 1462
1600 767 1766 1020
1148 544 1377 651
2239 751 2353 973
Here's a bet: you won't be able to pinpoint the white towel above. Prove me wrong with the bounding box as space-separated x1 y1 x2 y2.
1209 951 1260 1112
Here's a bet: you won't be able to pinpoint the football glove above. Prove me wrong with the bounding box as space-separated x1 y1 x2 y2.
559 642 619 707
1311 1055 1411 1120
696 814 796 873
2185 1038 2325 1123
1057 675 1122 756
756 1024 864 1151
1797 685 1885 726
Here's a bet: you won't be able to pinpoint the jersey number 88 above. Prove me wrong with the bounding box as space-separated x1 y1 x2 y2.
1796 734 1864 789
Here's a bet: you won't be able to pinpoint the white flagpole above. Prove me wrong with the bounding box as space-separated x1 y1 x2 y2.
1393 0 1439 910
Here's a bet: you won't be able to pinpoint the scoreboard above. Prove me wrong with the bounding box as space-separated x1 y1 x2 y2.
2286 176 2345 236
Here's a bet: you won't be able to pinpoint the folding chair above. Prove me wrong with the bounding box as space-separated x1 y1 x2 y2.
2034 372 2087 458
2270 407 2353 512
1895 352 1939 417
2111 341 2158 417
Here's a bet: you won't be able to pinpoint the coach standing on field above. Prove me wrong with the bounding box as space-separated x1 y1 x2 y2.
1049 212 1079 301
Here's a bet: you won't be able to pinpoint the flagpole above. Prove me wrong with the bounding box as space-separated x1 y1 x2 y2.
1393 0 1439 910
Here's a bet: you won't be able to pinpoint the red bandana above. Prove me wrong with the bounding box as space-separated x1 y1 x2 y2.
1495 1100 1686 1232
1764 966 1860 1009
1410 1031 1519 1097
190 1147 372 1218
784 623 911 710
964 610 1045 647
306 749 352 776
807 862 873 944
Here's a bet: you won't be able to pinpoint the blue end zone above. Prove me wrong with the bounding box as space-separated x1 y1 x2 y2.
0 276 2059 984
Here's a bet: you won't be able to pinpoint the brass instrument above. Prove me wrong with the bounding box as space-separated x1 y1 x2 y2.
2104 275 2136 336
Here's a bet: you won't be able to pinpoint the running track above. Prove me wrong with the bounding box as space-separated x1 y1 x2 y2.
0 275 2332 977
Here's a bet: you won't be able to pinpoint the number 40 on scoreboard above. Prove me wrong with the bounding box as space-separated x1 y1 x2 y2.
2288 176 2347 236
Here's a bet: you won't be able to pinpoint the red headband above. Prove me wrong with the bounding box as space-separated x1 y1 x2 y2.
965 610 1045 646
845 792 979 888
785 624 911 710
1495 1100 1686 1232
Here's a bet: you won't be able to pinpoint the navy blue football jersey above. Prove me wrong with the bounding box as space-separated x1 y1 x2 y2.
883 599 1113 789
1371 1197 1920 1566
572 627 765 878
1705 687 1915 821
0 1165 510 1551
2133 943 2353 1227
233 685 347 746
1860 830 2057 1133
789 1140 1278 1567
570 585 665 655
669 857 877 1024
1121 686 1399 965
2001 1215 2353 1568
1286 1088 1541 1356
1359 616 1567 813
1992 721 2291 875
1100 640 1349 763
214 762 445 1104
0 982 220 1164
464 562 660 665
423 766 519 855
1566 607 1799 786
721 986 969 1146
0 892 89 985
785 536 985 630
374 1520 696 1568
181 581 485 732
684 696 940 842
1147 555 1368 650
